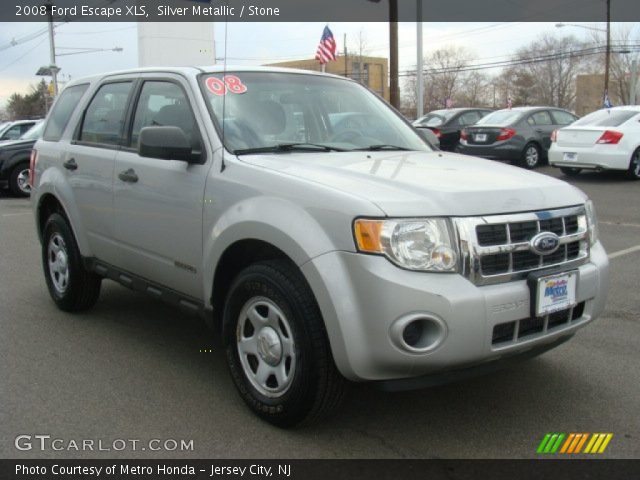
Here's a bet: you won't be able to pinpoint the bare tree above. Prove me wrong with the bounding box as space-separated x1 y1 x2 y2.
349 29 369 85
586 26 640 104
509 34 587 109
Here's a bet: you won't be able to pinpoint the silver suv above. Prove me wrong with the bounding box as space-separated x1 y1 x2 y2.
31 67 609 427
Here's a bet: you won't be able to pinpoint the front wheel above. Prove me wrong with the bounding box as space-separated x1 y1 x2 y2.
42 213 102 312
520 143 541 169
223 260 345 427
9 163 31 197
626 149 640 180
560 167 582 177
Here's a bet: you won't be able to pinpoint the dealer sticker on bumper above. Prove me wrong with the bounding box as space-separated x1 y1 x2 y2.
536 271 578 316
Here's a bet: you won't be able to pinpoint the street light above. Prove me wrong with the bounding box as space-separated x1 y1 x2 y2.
55 46 124 57
555 23 606 33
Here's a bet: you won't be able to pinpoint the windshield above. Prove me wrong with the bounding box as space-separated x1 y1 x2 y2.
414 110 457 127
476 110 523 126
200 72 429 154
572 109 638 127
20 122 44 140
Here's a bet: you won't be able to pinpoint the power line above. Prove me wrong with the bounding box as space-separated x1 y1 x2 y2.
399 43 640 77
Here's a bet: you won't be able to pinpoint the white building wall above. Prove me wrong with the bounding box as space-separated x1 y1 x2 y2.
138 22 215 67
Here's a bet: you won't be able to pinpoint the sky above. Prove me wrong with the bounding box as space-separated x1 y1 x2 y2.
0 21 637 107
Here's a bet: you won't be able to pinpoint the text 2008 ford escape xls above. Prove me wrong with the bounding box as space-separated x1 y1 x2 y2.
30 67 609 427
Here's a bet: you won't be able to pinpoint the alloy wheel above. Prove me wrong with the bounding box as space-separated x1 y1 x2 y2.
48 233 70 294
236 297 296 398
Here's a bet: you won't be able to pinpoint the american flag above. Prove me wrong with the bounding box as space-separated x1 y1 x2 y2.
445 98 453 108
603 90 613 109
315 26 337 65
507 97 513 110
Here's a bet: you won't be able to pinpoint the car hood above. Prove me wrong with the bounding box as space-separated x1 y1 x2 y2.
239 150 587 216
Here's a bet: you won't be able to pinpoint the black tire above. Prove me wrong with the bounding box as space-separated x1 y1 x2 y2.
560 167 582 177
520 142 541 169
8 162 31 197
42 213 101 312
223 259 345 428
626 149 640 180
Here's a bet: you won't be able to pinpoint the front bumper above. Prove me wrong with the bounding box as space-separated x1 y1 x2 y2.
302 242 609 382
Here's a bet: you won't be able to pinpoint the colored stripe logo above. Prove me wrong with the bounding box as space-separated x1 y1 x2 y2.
537 433 613 454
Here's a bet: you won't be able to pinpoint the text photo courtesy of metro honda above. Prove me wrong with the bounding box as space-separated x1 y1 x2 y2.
29 64 609 427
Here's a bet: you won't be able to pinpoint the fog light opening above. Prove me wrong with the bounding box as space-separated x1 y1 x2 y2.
392 314 447 353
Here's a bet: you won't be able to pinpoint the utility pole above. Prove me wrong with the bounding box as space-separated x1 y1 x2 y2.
46 0 59 97
416 0 424 118
604 0 611 98
389 0 399 109
631 59 638 105
344 33 348 78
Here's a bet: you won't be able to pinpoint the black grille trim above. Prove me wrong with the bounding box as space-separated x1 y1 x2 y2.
491 302 587 346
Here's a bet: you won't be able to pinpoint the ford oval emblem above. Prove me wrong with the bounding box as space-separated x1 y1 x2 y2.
530 232 560 255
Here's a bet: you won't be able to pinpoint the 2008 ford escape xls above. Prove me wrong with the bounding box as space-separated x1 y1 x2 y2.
30 67 609 427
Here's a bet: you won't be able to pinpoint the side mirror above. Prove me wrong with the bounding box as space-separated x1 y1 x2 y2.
138 126 202 163
415 127 440 150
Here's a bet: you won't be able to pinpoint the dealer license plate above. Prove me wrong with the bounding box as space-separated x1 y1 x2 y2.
563 152 578 162
535 271 578 317
474 133 487 142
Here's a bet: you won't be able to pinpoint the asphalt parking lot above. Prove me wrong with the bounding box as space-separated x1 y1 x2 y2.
0 166 638 459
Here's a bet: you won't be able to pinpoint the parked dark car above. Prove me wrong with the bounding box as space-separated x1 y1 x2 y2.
0 122 43 197
456 107 578 169
413 108 493 151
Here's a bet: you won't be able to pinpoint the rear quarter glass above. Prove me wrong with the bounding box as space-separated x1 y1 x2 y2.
42 84 90 142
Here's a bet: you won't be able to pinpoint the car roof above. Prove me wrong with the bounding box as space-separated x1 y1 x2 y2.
63 65 354 89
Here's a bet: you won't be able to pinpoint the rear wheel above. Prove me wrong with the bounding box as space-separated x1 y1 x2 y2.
8 163 31 197
626 149 640 180
42 213 102 312
520 143 541 169
223 259 345 427
560 167 582 177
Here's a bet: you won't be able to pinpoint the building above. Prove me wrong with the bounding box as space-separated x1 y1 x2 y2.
138 23 215 67
575 73 639 117
267 56 389 101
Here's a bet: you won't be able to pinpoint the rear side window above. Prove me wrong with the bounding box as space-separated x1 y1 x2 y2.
573 109 638 127
80 82 133 146
551 110 577 126
43 84 89 142
528 111 553 126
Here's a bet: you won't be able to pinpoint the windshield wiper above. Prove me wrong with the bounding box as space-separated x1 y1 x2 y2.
354 144 412 151
234 143 347 155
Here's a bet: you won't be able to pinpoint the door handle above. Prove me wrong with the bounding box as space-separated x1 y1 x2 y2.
63 158 78 171
118 168 139 183
535 129 544 134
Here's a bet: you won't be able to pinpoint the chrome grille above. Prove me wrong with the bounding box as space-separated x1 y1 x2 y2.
454 206 590 285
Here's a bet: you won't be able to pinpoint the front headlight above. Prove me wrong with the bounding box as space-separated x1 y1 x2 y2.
585 199 599 246
354 218 458 272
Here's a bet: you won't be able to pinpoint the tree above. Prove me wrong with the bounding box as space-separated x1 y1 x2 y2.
508 34 587 109
5 80 50 119
585 26 640 104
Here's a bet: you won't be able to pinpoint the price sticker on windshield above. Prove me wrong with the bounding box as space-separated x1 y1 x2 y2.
206 76 248 96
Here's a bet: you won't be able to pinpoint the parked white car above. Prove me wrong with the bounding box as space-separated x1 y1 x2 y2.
549 106 640 179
